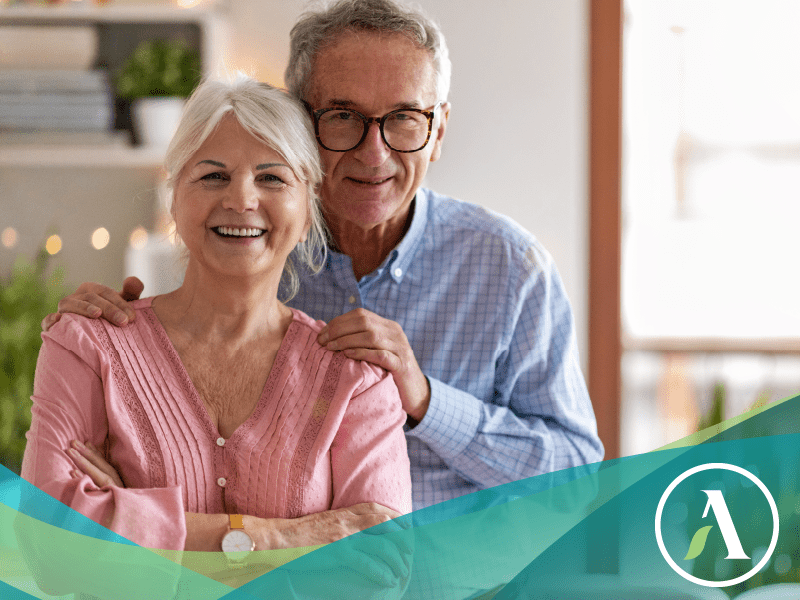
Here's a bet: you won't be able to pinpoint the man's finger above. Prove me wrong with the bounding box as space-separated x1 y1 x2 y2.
342 348 400 372
59 293 131 326
41 312 62 332
121 276 144 302
324 329 390 352
319 309 382 344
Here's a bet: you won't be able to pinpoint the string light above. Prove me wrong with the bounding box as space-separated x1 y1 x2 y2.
1 227 18 249
45 235 62 255
129 226 149 250
91 227 111 250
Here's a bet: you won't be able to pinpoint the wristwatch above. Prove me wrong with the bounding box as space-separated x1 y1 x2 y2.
220 514 255 563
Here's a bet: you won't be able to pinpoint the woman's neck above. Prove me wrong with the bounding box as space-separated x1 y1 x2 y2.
153 264 291 345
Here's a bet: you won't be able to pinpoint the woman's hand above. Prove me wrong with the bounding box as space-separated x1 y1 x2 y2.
68 440 125 488
259 503 403 549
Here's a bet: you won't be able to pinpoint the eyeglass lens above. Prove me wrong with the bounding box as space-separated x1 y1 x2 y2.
317 109 431 152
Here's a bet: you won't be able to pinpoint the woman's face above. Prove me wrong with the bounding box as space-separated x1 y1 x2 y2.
172 114 310 282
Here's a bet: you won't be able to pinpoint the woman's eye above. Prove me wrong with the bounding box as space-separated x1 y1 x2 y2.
260 174 285 185
200 172 226 182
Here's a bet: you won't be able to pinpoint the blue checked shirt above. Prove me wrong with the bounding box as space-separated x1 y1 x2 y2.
289 188 603 509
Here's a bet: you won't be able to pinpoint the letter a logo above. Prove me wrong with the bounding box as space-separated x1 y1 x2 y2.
684 490 748 560
655 463 779 587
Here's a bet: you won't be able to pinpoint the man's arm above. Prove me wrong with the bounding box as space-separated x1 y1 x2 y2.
41 276 143 331
318 309 430 423
319 247 603 490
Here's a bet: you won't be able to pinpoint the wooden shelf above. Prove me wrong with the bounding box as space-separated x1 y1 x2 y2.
0 2 223 25
0 143 165 168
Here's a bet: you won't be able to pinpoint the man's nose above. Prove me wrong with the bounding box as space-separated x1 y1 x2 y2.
352 121 391 166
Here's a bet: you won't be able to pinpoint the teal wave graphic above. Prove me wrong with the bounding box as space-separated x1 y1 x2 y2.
1 393 799 599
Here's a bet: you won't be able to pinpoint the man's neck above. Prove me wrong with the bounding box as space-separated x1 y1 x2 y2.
328 204 414 280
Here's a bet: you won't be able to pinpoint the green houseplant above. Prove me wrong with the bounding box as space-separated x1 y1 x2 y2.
0 249 65 474
115 39 202 146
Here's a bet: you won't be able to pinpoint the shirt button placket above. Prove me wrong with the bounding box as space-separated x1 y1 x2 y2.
215 437 229 508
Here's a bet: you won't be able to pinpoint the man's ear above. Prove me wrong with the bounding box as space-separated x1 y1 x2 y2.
429 101 450 163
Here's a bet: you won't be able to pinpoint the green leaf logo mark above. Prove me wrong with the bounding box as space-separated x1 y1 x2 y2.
684 525 714 560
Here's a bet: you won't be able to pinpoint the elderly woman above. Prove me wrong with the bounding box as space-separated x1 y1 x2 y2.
21 75 411 555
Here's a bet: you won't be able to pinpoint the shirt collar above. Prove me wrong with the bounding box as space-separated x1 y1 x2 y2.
325 188 430 286
387 188 429 283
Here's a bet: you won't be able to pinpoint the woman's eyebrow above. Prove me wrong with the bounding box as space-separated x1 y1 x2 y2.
196 159 225 168
256 162 289 170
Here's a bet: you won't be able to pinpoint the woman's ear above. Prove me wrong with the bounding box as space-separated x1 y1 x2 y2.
299 211 311 244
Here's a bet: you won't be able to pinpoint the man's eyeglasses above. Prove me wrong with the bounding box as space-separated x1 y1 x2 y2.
308 102 442 153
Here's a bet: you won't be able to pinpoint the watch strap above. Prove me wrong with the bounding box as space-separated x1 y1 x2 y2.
229 514 245 530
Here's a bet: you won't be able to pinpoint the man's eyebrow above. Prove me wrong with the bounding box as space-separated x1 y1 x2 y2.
196 159 225 168
325 99 423 110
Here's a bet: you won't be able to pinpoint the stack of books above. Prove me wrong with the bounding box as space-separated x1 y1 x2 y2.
0 69 113 134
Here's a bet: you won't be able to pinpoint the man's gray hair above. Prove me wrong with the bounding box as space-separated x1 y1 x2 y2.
285 0 451 103
164 74 327 302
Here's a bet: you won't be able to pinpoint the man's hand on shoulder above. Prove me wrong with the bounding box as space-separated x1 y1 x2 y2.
317 308 431 423
41 276 144 332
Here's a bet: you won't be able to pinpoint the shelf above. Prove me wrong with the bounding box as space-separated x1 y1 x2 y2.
0 2 223 25
0 143 166 168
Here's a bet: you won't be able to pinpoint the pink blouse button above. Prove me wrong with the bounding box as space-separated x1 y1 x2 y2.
217 477 227 487
216 437 225 447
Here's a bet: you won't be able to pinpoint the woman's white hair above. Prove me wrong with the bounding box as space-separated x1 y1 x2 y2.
164 74 327 302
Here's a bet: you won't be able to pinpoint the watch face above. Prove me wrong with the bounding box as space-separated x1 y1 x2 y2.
221 529 254 554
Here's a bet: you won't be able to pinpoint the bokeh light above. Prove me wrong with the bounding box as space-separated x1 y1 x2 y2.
1 227 18 248
45 235 62 255
129 226 149 250
91 227 110 250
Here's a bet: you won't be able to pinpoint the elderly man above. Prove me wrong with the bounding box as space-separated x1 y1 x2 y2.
48 0 603 513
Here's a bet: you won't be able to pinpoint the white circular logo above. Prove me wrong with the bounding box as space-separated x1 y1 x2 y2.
655 463 779 587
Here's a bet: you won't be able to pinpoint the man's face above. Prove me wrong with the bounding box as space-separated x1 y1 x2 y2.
306 31 449 235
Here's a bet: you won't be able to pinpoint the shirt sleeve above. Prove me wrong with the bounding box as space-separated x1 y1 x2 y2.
21 319 187 551
406 243 604 489
330 365 412 515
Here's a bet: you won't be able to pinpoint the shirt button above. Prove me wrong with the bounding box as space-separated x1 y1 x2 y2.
217 477 227 487
216 437 225 447
348 295 356 304
393 268 402 277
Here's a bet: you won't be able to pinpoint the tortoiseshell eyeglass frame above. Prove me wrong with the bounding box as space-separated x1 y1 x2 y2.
302 101 442 153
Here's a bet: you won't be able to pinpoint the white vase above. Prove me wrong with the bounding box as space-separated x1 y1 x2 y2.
132 97 185 147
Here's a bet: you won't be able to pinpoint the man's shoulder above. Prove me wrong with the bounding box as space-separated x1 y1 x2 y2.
420 188 550 269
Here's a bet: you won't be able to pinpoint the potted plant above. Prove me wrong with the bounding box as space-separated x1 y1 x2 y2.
115 39 202 147
0 248 65 475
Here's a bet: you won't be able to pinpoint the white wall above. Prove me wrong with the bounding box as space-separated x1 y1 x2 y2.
0 0 590 367
225 0 591 365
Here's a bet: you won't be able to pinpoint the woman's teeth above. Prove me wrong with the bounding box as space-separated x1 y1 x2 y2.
215 227 264 237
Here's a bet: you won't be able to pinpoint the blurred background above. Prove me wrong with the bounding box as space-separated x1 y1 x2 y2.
2 0 800 472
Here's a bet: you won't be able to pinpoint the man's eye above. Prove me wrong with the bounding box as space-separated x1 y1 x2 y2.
323 110 357 123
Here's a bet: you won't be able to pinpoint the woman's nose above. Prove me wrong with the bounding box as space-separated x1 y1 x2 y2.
222 180 259 212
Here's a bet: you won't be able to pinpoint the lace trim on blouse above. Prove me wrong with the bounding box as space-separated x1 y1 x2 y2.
90 319 166 488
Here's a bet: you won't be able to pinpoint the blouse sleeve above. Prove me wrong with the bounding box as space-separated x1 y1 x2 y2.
329 365 412 515
21 317 187 550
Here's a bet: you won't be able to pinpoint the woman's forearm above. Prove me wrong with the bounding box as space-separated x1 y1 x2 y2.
183 512 231 551
184 504 400 552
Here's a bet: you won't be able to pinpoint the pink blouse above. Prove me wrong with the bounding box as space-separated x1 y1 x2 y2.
22 298 411 550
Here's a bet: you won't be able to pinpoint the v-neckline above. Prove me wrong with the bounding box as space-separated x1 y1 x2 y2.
141 302 299 444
